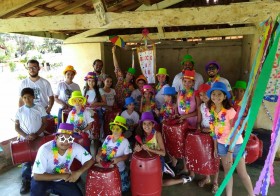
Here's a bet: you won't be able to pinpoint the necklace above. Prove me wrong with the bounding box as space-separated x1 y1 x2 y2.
123 79 132 97
161 101 175 119
101 135 124 161
207 75 220 85
155 82 165 94
142 98 156 112
52 140 72 174
179 88 194 114
209 106 227 139
144 129 155 143
70 107 85 129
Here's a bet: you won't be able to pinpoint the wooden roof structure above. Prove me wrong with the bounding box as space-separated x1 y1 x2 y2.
0 0 279 44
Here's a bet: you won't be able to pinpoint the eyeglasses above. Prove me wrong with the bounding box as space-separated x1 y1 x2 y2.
58 135 74 143
26 66 38 71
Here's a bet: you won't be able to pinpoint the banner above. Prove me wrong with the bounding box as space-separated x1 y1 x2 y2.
137 44 156 84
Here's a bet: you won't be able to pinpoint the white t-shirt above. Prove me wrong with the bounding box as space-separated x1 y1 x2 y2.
99 88 116 106
84 89 96 105
207 77 232 91
55 81 80 103
32 141 92 180
19 77 54 108
103 136 132 172
172 71 204 92
121 110 139 127
15 104 48 140
131 89 142 111
155 84 169 109
66 108 94 131
200 103 210 128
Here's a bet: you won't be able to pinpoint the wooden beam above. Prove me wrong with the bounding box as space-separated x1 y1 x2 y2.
18 31 68 39
64 0 182 41
93 0 108 26
0 0 52 18
36 0 91 16
0 2 278 32
0 0 33 17
64 26 257 44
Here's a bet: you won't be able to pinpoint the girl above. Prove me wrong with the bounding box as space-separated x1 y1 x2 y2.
196 84 219 194
140 84 156 113
155 86 178 122
99 75 116 110
131 75 147 112
207 82 254 196
95 116 132 192
112 46 136 107
155 68 170 109
83 72 104 108
177 70 199 127
54 65 80 125
135 112 189 186
232 80 247 111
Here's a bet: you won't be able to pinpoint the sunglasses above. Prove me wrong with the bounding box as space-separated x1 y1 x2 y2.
58 135 74 143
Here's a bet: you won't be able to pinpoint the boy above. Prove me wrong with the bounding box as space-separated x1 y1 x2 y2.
15 87 48 194
31 123 94 196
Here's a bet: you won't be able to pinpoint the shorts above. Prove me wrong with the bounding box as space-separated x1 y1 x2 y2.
217 143 245 159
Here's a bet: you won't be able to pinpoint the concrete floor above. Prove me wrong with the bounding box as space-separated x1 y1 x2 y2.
0 161 279 196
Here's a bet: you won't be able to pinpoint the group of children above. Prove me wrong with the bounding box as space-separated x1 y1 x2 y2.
15 55 253 195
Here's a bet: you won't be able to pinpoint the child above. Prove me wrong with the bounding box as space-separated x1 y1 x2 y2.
140 84 156 113
155 68 170 109
99 75 116 110
121 97 139 140
95 116 132 192
155 86 178 122
131 75 147 112
206 82 254 196
196 84 219 194
112 46 136 107
15 88 48 194
31 123 94 196
66 91 94 140
55 65 80 126
232 80 247 111
177 70 199 128
134 112 189 186
83 72 104 108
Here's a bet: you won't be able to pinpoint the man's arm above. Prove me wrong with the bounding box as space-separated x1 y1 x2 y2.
46 96 54 114
15 120 28 138
67 158 94 183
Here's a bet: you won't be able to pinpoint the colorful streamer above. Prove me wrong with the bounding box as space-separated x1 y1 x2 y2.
215 18 280 196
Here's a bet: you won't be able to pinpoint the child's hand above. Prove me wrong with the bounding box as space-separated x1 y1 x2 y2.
142 144 149 151
201 128 210 133
111 157 119 165
134 144 142 152
213 149 219 158
112 45 116 53
28 133 37 141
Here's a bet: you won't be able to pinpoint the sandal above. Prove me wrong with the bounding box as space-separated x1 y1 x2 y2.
212 183 219 194
198 178 211 187
181 175 194 184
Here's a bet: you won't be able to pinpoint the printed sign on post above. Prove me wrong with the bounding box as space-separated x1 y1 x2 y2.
137 44 156 84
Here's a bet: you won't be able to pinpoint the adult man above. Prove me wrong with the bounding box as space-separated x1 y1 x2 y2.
172 54 204 92
92 59 108 88
31 123 94 196
205 61 233 97
19 59 54 114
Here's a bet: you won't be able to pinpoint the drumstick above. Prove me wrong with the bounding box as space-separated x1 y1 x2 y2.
135 135 152 156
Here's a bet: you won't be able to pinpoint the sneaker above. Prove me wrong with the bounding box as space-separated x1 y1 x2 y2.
164 163 175 177
181 175 194 184
20 179 30 194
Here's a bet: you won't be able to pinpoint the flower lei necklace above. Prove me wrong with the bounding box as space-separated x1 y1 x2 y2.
155 82 165 94
70 107 85 129
161 101 175 119
52 140 72 173
123 79 132 97
207 75 220 85
179 88 194 114
209 106 227 139
101 135 124 161
142 97 156 112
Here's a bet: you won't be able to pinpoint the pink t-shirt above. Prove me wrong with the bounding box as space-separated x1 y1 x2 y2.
214 107 243 145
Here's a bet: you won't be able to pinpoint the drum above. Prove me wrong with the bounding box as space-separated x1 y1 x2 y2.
45 115 57 135
184 132 220 175
162 119 189 159
10 135 54 165
85 165 122 196
130 150 162 196
103 108 121 138
245 134 263 164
